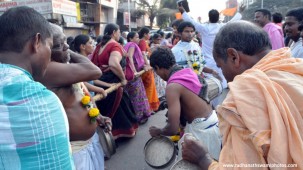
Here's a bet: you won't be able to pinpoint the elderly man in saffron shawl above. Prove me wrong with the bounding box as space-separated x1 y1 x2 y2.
181 20 303 170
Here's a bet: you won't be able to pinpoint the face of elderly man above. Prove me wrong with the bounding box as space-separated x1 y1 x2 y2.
50 24 70 63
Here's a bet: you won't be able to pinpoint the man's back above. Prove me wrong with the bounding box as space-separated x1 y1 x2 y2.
166 68 212 122
199 23 225 62
0 64 73 169
178 83 212 122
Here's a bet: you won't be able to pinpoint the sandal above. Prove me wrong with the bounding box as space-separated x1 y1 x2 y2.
138 117 148 125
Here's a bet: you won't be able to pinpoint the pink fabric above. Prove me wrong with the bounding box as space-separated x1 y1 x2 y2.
263 22 284 50
124 42 145 71
167 68 201 95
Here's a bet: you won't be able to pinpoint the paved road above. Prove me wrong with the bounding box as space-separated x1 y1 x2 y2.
105 109 171 170
105 89 228 170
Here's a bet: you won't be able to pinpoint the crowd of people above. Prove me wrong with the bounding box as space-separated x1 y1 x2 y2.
1 3 303 170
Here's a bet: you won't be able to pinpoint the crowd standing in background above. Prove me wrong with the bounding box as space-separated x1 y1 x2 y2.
254 9 285 50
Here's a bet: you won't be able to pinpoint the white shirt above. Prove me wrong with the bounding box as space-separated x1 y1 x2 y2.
182 12 242 88
290 38 303 59
172 40 203 68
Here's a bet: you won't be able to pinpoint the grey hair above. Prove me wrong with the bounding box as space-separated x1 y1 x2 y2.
213 20 271 62
49 23 63 37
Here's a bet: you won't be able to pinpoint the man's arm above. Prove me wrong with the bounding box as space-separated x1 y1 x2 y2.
179 6 206 36
39 50 102 88
149 84 181 136
228 4 246 22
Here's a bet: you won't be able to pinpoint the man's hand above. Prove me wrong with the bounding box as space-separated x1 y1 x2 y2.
178 4 185 14
182 135 212 169
97 115 112 132
149 126 162 137
211 70 223 82
239 3 246 13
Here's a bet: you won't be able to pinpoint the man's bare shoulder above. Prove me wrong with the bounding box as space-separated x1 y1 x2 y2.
166 82 190 99
166 82 183 92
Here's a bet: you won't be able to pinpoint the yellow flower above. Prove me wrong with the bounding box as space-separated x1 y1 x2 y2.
192 62 199 67
170 135 180 142
81 95 91 105
89 108 100 118
194 70 199 74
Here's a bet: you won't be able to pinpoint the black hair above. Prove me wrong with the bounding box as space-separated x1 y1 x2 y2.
208 9 219 23
165 32 172 39
171 19 184 28
152 33 161 40
157 30 164 37
127 31 137 42
138 27 150 39
150 47 176 69
272 12 283 23
72 34 90 53
67 36 74 47
255 9 271 20
0 6 51 53
96 35 103 45
286 8 303 22
213 20 271 62
118 36 124 46
299 22 303 31
177 21 195 33
101 23 119 46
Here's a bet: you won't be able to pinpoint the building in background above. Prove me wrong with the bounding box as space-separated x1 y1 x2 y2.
0 0 119 37
117 0 161 31
117 0 138 31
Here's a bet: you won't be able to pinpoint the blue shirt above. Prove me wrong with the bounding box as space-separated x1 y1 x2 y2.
0 64 74 170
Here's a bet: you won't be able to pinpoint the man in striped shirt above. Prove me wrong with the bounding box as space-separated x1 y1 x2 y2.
0 6 74 169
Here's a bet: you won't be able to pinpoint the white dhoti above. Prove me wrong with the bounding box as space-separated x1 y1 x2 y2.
178 110 221 161
72 133 105 170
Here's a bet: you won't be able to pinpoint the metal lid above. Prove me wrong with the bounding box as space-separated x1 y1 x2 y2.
144 136 177 169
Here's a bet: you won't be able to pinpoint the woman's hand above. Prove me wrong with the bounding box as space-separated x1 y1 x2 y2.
121 79 128 86
95 87 107 98
144 65 152 71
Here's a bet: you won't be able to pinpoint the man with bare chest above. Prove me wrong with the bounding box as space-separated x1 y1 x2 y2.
149 47 221 161
37 23 109 170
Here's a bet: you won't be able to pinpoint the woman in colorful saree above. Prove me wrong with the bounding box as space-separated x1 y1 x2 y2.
138 27 160 112
91 23 138 139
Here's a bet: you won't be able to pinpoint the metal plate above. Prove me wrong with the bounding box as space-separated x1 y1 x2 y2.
144 136 177 169
97 126 116 159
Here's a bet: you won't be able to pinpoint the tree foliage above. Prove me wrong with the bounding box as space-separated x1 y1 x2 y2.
157 0 178 28
157 8 176 28
136 0 161 28
242 0 303 21
161 0 176 9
